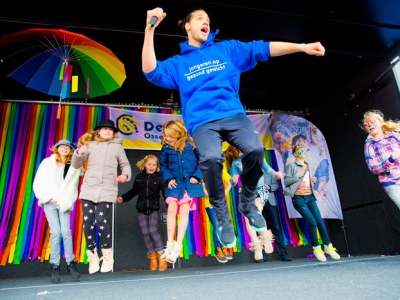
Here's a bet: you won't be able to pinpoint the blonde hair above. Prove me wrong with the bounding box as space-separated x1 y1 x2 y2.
361 110 400 134
51 146 73 164
136 154 160 172
223 145 241 170
161 119 196 153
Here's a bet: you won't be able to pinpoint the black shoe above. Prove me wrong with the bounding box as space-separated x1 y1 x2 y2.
50 264 61 283
263 250 267 262
216 218 236 248
238 202 266 232
280 255 292 262
67 261 81 279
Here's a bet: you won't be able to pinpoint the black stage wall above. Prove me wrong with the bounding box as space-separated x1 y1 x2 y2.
310 59 400 256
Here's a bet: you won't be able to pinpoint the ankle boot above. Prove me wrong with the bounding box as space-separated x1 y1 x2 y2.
157 251 167 272
249 239 263 262
166 243 182 263
86 248 100 274
67 261 81 279
100 248 114 273
147 250 158 271
161 241 175 261
50 263 61 283
259 229 274 254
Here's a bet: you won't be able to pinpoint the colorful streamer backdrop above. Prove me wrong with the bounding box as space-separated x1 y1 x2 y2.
0 101 315 266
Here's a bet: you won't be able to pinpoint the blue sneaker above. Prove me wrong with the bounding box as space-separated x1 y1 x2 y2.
216 218 236 248
238 202 266 232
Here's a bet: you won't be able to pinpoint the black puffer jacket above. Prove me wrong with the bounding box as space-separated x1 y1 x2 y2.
121 171 165 214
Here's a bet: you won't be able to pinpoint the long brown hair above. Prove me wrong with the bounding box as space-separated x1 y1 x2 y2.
223 145 240 170
161 119 196 153
77 129 116 145
51 147 73 164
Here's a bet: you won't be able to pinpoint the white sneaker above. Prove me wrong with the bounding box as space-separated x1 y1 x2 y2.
313 245 327 262
324 243 341 260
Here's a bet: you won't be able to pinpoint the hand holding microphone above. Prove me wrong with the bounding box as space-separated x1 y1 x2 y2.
147 7 164 28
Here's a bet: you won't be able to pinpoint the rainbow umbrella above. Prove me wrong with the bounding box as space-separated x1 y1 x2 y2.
0 28 126 103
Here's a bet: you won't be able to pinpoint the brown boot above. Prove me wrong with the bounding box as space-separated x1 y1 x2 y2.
147 250 158 271
157 251 167 272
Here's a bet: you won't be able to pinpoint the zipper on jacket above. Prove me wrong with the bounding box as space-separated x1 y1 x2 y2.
146 174 150 209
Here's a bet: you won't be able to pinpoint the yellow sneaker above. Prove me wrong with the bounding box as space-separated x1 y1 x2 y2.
313 245 327 262
324 243 341 260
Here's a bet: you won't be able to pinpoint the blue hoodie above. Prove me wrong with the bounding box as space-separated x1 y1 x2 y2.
144 30 271 135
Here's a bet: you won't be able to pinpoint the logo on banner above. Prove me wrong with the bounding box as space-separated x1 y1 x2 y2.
116 114 138 135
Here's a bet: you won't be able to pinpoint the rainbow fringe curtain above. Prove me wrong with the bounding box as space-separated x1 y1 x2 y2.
0 101 108 265
0 101 313 266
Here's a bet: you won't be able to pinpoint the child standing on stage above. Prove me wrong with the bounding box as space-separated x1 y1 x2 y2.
72 119 131 274
159 119 204 264
283 144 340 262
33 139 83 283
117 154 167 271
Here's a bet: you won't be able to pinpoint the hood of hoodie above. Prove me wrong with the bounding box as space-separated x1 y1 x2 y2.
180 29 219 55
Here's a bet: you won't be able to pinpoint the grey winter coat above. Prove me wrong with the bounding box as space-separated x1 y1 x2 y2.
71 136 131 203
283 158 316 197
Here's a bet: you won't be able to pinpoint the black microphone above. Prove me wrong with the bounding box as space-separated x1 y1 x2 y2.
148 8 163 28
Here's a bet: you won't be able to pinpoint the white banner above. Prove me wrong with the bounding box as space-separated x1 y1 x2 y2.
109 107 342 219
109 107 182 150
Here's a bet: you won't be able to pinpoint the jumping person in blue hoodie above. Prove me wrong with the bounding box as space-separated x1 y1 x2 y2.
142 7 326 249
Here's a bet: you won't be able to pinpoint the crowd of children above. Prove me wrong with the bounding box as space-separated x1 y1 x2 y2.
34 116 342 283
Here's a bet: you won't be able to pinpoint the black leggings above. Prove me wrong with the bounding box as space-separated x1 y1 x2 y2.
81 200 112 250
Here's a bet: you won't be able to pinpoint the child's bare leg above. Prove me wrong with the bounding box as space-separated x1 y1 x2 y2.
176 202 190 245
166 202 178 242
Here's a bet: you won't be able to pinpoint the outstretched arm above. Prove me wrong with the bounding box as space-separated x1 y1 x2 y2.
142 7 166 73
269 41 325 57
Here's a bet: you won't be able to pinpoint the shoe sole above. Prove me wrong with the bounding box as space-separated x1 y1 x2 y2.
217 234 236 248
70 273 81 279
215 257 228 263
238 206 266 232
89 266 100 274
